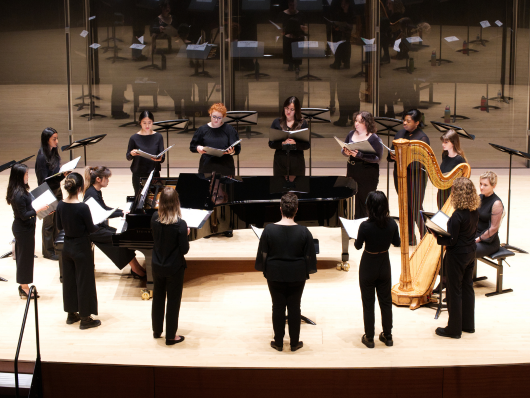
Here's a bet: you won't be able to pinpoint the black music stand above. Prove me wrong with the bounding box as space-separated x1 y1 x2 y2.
374 117 402 199
269 128 310 176
292 41 326 81
488 144 530 249
429 25 452 65
430 121 475 140
456 26 479 55
61 134 107 167
153 119 189 177
139 50 162 71
0 155 36 173
441 83 469 122
469 25 489 47
230 41 268 81
177 44 214 78
472 84 500 112
300 108 330 175
223 111 259 175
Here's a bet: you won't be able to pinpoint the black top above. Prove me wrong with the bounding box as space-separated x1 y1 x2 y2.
56 202 99 238
388 128 430 179
255 224 317 282
83 185 124 221
440 154 465 174
35 149 64 194
11 192 37 228
151 212 189 276
437 209 479 254
269 118 310 151
189 123 241 175
477 192 501 236
280 11 307 38
126 133 165 175
343 132 384 165
354 219 401 252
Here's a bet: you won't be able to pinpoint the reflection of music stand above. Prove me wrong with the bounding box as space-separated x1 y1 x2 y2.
469 25 489 46
488 144 530 247
292 41 325 81
374 117 401 198
429 25 452 65
472 84 500 112
441 83 469 122
188 0 216 11
301 108 330 175
139 51 162 71
177 44 214 78
223 111 259 175
153 119 189 177
430 121 475 140
456 26 479 55
61 134 107 167
231 41 268 81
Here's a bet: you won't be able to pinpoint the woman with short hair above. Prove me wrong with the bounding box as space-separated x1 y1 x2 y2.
475 171 503 258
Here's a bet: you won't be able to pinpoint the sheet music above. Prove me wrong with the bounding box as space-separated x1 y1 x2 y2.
327 40 345 55
340 217 368 240
180 208 212 229
202 140 241 157
85 197 118 225
136 145 174 159
269 128 310 143
251 225 263 239
31 183 58 219
115 202 133 233
423 210 450 237
59 156 81 174
377 138 395 155
334 136 377 154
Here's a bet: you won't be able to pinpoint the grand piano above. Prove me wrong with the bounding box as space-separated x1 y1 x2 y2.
113 173 357 293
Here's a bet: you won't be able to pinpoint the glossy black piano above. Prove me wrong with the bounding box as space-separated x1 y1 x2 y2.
112 173 357 291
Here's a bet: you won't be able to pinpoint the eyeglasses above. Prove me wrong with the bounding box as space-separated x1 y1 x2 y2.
284 107 296 113
211 115 223 121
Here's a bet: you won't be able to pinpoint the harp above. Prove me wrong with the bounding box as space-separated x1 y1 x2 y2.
391 139 471 309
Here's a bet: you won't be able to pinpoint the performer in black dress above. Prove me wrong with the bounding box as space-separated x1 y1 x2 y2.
269 96 309 176
388 109 430 245
190 103 241 176
35 127 65 260
255 192 317 352
475 171 503 258
56 173 101 330
437 129 467 208
83 166 146 278
151 187 190 345
126 110 165 197
431 178 480 339
280 0 308 72
6 164 49 298
354 191 401 348
341 111 384 219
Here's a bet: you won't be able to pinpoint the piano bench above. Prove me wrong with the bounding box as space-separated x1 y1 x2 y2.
474 247 515 297
54 231 95 283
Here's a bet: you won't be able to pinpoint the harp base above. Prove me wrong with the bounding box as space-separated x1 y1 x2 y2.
391 284 431 310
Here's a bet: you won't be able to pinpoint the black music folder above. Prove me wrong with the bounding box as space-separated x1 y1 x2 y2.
422 210 451 237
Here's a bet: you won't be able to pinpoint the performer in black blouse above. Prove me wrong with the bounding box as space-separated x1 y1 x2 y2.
280 0 308 72
6 164 49 298
126 110 165 196
354 191 400 348
269 96 309 176
83 166 146 278
388 109 430 245
437 129 467 208
190 103 241 176
56 173 101 330
475 171 504 258
255 192 317 352
431 178 480 339
341 111 384 219
35 127 65 261
151 187 190 345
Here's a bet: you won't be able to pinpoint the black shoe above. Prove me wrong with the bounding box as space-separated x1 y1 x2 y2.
379 332 393 347
333 118 348 127
153 332 162 339
132 55 148 62
80 316 102 330
224 231 233 238
18 286 39 299
271 341 283 352
362 334 375 348
44 254 59 261
462 328 475 333
290 342 303 352
329 63 340 70
435 327 460 339
166 336 185 345
112 112 130 120
131 270 147 280
66 312 81 325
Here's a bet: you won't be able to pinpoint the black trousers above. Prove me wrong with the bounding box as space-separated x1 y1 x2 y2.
41 211 58 258
267 280 306 347
132 171 160 197
347 161 379 219
13 222 36 284
152 266 185 339
90 225 136 270
445 249 475 335
62 235 98 317
359 252 393 338
475 234 500 258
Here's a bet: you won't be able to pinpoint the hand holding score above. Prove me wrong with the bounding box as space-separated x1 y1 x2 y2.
130 149 139 157
197 145 206 155
283 138 296 145
36 204 49 214
224 146 235 155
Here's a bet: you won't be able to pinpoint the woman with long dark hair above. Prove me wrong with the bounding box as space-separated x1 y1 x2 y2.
6 164 49 298
126 110 165 196
35 127 64 260
354 191 400 348
56 173 101 329
83 166 146 278
269 96 309 176
437 129 467 208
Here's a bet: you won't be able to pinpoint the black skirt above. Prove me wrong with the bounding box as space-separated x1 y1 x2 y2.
12 220 36 285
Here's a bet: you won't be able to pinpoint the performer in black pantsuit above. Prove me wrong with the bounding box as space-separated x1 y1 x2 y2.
388 109 430 246
475 171 503 258
437 129 467 209
255 192 317 352
342 111 384 219
431 178 480 339
354 191 401 348
56 173 101 330
35 127 65 261
151 187 189 345
269 96 309 176
6 164 49 299
83 166 146 278
126 111 165 197
280 0 307 72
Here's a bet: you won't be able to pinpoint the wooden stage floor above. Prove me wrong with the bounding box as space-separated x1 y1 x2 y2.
0 168 529 371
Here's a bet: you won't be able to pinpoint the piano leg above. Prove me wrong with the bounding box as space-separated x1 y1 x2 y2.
138 248 154 293
337 227 351 272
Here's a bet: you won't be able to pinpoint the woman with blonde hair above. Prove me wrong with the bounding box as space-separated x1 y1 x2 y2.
437 129 468 208
475 171 503 258
151 187 189 345
431 177 480 339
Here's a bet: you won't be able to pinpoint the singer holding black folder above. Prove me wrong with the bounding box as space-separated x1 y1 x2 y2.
35 127 66 261
6 164 49 299
341 111 383 219
126 111 165 196
190 103 241 176
269 96 309 176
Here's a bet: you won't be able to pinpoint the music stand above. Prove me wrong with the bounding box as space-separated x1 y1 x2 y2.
430 121 475 140
269 128 310 176
230 41 268 81
300 108 330 175
441 83 469 122
0 155 36 172
374 117 402 198
61 134 107 167
153 119 189 177
456 26 479 55
488 144 530 248
292 41 326 81
469 25 489 47
223 111 259 175
472 84 500 112
428 24 452 65
177 44 214 78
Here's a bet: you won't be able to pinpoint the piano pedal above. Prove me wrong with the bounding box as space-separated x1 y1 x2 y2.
336 262 350 272
141 289 152 300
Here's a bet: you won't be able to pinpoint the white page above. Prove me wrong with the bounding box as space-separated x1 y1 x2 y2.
130 43 146 50
226 139 242 150
298 41 319 48
445 36 459 42
480 20 491 28
431 211 449 233
85 197 117 225
138 36 144 44
495 20 503 27
327 40 345 55
180 208 211 229
31 189 56 211
59 156 81 174
407 36 422 43
393 38 401 52
361 37 375 45
340 217 368 240
187 44 207 51
89 43 101 49
238 41 258 48
80 30 88 38
251 225 263 239
363 44 376 52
